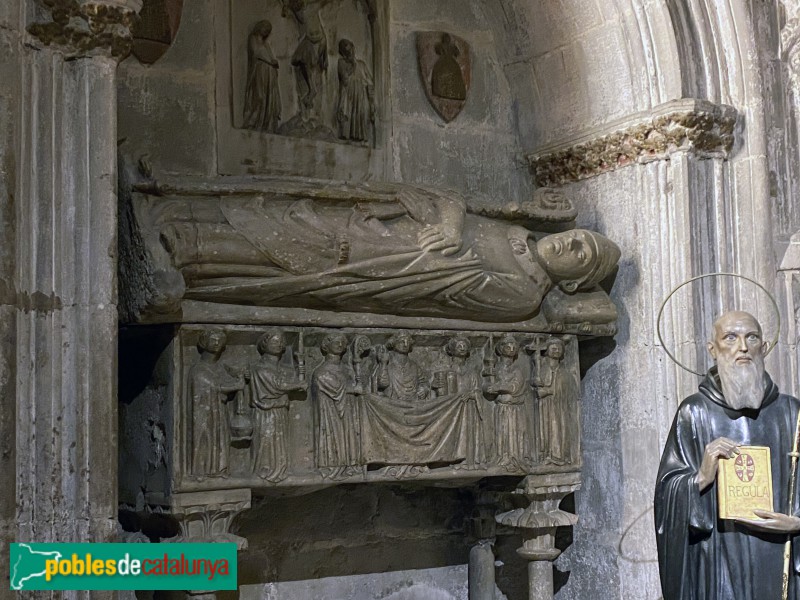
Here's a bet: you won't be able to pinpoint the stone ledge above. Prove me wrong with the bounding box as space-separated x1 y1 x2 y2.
527 99 738 187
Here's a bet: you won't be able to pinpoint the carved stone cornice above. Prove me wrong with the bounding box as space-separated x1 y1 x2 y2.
527 99 737 187
27 0 144 58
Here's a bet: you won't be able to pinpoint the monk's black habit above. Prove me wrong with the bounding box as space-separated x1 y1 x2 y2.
655 368 800 599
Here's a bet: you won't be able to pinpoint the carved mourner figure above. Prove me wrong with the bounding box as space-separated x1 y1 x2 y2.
484 334 533 470
375 332 429 404
155 185 620 324
655 311 800 599
435 335 486 469
336 38 374 142
188 329 244 477
312 332 362 479
243 20 281 132
532 337 579 465
247 329 306 482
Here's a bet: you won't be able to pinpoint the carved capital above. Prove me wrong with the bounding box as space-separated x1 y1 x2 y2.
27 0 143 58
166 489 251 551
528 99 737 187
495 473 580 562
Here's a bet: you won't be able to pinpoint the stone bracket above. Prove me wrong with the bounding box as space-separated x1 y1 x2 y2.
27 0 144 58
527 98 737 187
166 488 252 551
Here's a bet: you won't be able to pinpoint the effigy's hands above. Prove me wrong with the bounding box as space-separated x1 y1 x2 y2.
735 510 800 533
417 224 461 256
696 437 739 492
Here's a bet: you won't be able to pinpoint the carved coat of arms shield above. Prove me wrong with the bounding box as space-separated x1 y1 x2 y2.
131 0 184 64
416 31 471 123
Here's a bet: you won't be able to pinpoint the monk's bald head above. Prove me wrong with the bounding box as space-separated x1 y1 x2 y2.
711 311 762 342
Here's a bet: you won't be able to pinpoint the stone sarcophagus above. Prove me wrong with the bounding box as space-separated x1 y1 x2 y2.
118 171 620 597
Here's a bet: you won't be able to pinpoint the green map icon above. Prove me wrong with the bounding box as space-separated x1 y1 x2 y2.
10 543 63 590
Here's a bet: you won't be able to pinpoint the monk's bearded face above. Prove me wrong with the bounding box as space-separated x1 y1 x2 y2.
709 312 768 410
717 349 766 410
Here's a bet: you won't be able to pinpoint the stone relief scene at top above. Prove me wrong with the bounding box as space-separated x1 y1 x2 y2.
233 0 378 144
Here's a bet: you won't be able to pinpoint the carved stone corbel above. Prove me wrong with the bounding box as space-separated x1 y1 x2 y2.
163 490 250 600
495 473 580 600
166 489 251 550
27 0 144 58
528 99 737 187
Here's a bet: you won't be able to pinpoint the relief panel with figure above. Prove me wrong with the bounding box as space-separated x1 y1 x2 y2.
231 0 377 145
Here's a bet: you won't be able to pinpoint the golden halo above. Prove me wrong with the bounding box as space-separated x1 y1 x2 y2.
656 272 780 376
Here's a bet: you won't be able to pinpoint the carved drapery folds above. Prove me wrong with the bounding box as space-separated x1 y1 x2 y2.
119 325 586 495
27 0 144 58
528 99 737 187
118 175 618 490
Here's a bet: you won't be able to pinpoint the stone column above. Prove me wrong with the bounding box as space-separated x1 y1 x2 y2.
468 494 497 600
496 474 580 600
10 0 141 582
0 3 22 594
779 233 800 398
